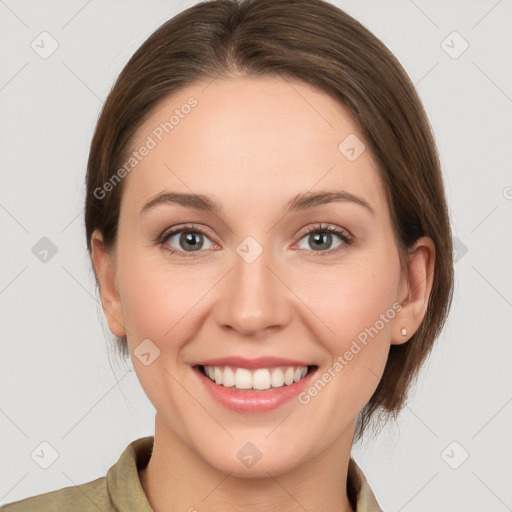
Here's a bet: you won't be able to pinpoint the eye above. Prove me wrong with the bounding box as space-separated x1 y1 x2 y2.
158 224 215 255
295 223 353 255
157 222 353 257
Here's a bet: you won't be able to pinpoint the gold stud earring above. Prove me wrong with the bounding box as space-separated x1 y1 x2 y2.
400 327 408 336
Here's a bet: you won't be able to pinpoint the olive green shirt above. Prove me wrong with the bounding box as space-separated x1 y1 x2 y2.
1 436 383 511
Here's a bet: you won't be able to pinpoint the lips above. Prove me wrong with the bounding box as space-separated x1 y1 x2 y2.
191 356 318 412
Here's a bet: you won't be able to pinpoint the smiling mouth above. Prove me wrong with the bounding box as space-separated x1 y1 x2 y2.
196 364 318 391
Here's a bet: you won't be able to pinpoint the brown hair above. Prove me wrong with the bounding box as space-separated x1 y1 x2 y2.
85 0 454 438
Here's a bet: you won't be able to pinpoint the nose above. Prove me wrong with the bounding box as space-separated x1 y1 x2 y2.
213 243 291 337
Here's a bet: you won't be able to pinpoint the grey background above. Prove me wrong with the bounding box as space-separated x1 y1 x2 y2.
1 0 511 510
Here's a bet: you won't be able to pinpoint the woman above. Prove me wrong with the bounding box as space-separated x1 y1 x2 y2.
1 0 453 510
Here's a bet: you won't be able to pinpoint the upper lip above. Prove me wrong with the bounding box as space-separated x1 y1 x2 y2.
192 356 315 369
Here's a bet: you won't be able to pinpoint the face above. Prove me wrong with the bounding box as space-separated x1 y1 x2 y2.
94 75 414 477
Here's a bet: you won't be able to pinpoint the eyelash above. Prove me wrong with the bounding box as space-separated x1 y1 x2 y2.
156 222 354 258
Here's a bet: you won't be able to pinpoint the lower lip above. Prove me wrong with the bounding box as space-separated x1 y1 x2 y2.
193 366 317 413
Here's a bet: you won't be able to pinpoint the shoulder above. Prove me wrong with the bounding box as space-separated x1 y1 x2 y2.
1 435 154 512
0 476 112 511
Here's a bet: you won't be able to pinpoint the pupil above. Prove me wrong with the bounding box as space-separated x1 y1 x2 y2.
312 232 331 250
181 232 203 251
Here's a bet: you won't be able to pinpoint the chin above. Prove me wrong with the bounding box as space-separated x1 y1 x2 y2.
194 434 314 478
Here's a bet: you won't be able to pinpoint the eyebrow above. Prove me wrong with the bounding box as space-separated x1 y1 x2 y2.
140 189 374 216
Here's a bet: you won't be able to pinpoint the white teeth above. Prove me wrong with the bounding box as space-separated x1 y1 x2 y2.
223 366 235 387
214 367 223 385
284 367 294 385
201 365 310 390
271 368 284 387
235 368 252 389
252 369 271 390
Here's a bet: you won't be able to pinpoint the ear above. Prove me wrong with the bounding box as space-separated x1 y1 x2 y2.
392 236 435 345
90 229 127 338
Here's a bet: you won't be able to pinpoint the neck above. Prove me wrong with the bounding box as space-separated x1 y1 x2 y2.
139 414 355 512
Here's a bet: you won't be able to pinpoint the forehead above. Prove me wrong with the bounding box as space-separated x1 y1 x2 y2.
122 75 387 217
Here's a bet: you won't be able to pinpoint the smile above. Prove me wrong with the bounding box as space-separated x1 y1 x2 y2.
191 357 319 413
198 364 314 391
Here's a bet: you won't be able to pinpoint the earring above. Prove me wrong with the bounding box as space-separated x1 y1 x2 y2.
400 327 408 336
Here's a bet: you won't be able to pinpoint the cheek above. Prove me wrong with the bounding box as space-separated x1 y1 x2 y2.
292 258 400 420
291 255 401 349
116 243 218 345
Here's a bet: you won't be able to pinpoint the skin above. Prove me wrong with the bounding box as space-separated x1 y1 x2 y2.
91 75 435 512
